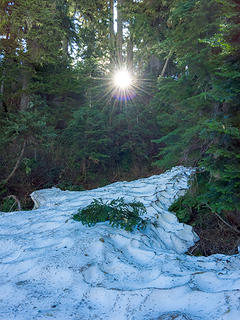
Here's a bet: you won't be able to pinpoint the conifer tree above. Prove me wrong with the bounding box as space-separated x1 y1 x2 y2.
152 0 240 229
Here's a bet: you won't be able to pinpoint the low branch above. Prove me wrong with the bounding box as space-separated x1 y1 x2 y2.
3 140 26 185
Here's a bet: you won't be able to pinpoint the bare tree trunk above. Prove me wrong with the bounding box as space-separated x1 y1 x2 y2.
109 0 115 43
117 0 123 64
127 36 133 70
109 0 116 63
126 0 133 70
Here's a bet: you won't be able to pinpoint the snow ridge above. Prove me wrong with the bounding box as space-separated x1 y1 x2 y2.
0 166 239 320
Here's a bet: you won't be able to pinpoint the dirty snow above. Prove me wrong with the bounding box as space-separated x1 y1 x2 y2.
0 166 239 320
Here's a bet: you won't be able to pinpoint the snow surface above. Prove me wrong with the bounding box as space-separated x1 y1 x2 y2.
0 166 240 320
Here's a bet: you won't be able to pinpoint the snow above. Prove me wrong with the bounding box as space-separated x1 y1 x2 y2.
0 166 239 320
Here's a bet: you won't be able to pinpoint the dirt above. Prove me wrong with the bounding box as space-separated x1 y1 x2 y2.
188 224 240 256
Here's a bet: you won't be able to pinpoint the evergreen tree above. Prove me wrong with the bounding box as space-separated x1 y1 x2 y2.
152 0 240 244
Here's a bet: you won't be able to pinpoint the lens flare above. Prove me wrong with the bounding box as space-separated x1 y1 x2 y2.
113 69 133 89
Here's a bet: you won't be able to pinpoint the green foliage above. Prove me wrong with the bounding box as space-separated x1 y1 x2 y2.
169 194 196 223
73 198 148 232
152 0 240 225
169 172 211 225
198 119 240 215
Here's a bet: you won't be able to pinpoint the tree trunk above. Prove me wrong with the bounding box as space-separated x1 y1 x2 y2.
127 36 133 70
62 36 68 57
0 78 4 111
20 68 31 111
109 0 115 41
20 25 43 111
117 0 123 64
81 158 87 181
109 0 115 62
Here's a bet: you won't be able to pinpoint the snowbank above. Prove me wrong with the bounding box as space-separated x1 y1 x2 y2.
0 166 239 320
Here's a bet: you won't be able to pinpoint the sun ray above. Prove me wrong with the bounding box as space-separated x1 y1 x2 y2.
83 65 156 109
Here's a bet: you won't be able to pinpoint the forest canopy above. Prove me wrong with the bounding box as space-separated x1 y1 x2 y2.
0 0 239 255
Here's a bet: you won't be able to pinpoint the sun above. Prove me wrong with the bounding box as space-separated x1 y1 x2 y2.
113 69 133 89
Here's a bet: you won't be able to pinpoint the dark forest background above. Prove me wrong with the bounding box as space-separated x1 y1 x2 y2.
0 0 239 255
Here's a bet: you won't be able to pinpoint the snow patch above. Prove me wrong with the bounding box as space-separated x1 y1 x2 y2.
0 166 239 320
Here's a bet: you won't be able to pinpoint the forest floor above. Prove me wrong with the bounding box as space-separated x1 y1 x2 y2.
190 222 239 257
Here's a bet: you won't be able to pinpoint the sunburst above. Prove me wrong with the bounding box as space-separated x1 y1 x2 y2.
113 69 133 89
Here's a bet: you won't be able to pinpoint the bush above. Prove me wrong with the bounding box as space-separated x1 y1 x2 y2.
73 197 148 232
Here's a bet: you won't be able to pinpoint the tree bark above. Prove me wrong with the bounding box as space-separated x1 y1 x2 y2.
109 0 115 62
20 23 42 111
117 0 123 64
0 78 4 111
20 69 31 111
109 0 115 41
62 36 68 57
127 36 133 70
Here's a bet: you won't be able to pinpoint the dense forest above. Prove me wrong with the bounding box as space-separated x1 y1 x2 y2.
0 0 239 255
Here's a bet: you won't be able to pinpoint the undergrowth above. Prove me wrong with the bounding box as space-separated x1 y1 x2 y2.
169 172 240 256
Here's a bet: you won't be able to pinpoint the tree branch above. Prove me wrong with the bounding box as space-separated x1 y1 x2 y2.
3 140 26 185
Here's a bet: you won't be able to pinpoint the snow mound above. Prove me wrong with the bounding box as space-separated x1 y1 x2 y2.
0 166 239 320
